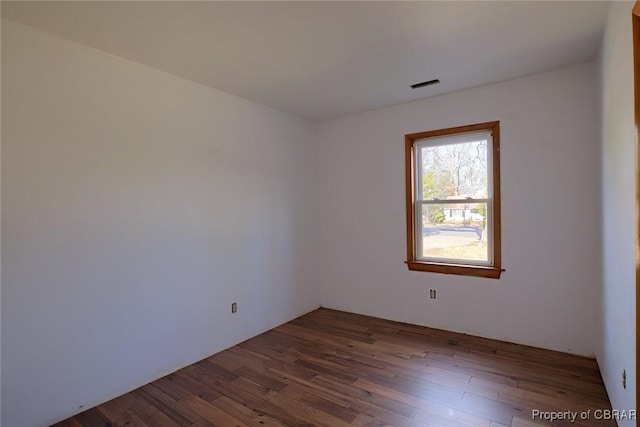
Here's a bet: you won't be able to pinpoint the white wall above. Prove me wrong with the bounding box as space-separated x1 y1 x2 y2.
318 62 601 357
599 2 636 423
1 19 319 427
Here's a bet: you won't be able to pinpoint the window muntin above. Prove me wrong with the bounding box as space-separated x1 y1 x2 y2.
405 122 502 278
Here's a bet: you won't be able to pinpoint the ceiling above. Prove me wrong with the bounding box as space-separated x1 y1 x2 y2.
1 1 610 122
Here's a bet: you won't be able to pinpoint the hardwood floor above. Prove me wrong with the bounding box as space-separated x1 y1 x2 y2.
55 308 615 427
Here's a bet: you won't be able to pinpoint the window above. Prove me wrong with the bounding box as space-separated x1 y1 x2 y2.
405 121 502 279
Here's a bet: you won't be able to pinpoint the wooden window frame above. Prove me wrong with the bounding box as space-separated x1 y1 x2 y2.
405 121 503 279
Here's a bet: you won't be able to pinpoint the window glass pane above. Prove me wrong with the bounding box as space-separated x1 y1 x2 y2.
418 202 490 263
419 138 489 201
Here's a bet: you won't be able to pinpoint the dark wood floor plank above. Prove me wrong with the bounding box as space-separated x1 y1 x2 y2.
118 391 183 427
311 374 420 418
96 395 153 427
264 363 355 409
181 395 249 427
72 408 112 427
52 419 84 427
453 349 605 387
136 384 201 425
169 369 222 402
516 378 608 405
188 420 217 427
279 383 360 423
152 376 194 401
345 396 430 427
54 308 614 427
208 395 286 427
458 391 525 425
414 401 493 427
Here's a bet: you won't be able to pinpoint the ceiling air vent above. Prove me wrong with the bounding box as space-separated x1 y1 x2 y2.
411 79 440 89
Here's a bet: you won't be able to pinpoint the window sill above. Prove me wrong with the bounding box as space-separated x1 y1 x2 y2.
406 261 503 279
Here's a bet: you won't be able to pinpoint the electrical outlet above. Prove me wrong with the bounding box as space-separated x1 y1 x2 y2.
231 302 237 313
622 369 626 389
429 289 437 299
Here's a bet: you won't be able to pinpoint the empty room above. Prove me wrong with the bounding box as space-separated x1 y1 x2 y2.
1 1 638 426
